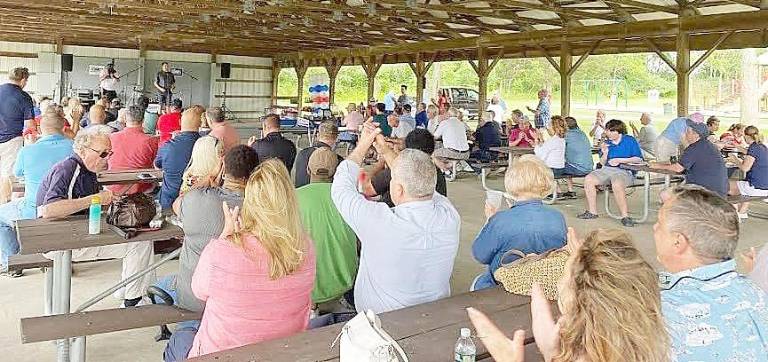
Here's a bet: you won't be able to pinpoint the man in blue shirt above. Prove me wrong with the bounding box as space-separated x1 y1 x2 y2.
578 119 643 227
562 116 594 198
0 67 35 204
470 111 501 162
415 103 428 129
651 119 728 196
155 111 202 210
656 185 768 361
0 112 73 276
656 116 688 162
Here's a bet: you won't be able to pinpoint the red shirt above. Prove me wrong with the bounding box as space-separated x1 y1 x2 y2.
508 128 536 148
157 111 182 146
107 127 159 194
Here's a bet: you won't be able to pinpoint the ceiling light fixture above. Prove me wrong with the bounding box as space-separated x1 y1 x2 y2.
367 3 377 16
332 10 344 21
243 0 256 14
405 0 417 8
303 17 312 27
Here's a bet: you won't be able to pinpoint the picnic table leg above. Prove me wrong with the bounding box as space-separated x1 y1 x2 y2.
44 267 53 316
604 190 621 220
53 250 73 362
70 337 85 362
481 168 490 191
638 171 651 223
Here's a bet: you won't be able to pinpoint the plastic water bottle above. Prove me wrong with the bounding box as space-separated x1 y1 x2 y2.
454 328 476 362
88 195 101 235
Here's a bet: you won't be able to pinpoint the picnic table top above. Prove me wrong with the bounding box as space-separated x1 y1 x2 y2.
97 168 163 186
490 146 599 155
16 216 182 254
190 287 547 362
620 162 684 176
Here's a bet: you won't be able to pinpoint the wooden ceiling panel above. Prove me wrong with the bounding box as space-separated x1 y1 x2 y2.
0 0 762 61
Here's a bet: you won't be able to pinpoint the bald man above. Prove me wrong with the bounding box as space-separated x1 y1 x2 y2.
630 112 657 158
0 111 73 276
154 106 203 210
248 114 296 171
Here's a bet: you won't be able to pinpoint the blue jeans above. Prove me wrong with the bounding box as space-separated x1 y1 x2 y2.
0 199 24 270
154 274 201 361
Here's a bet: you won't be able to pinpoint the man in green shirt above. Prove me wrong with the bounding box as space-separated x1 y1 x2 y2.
296 147 358 305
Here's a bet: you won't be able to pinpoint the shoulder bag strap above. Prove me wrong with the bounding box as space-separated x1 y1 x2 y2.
498 249 528 268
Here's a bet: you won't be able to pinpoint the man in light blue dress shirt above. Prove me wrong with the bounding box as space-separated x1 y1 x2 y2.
656 185 768 361
332 122 460 314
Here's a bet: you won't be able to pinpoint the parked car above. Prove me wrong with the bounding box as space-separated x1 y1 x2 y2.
439 86 480 120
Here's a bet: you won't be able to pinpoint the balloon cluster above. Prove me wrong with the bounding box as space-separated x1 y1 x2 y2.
309 84 330 108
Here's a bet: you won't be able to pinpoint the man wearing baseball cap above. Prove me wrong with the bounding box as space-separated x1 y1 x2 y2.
295 147 358 307
651 118 728 196
294 121 343 188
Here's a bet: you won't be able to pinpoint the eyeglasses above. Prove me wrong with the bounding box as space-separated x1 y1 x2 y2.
88 147 113 159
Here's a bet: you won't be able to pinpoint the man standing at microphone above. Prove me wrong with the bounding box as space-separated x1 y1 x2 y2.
99 61 120 102
154 62 176 112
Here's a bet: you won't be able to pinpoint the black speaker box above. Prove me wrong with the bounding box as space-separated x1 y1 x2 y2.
62 54 73 72
220 63 231 79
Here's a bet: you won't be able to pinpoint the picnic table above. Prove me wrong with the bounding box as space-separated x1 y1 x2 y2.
615 162 684 223
189 287 549 362
15 216 183 361
97 168 163 186
12 169 165 193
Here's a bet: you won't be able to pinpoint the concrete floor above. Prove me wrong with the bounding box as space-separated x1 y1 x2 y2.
2 169 767 361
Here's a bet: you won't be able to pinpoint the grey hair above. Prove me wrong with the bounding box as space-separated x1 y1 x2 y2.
391 149 436 198
73 125 113 152
664 184 739 261
206 107 225 123
125 105 144 124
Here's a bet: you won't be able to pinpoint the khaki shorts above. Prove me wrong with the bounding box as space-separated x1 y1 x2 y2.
590 166 634 186
434 147 470 161
0 137 22 179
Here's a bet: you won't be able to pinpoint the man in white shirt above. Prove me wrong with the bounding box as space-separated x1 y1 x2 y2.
432 108 470 177
630 112 658 158
332 122 460 314
383 91 397 114
99 62 120 102
589 110 606 145
487 94 506 125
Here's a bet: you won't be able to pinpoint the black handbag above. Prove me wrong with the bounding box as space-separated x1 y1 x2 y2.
106 193 157 228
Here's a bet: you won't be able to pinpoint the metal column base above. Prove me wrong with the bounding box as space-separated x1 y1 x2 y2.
604 174 650 223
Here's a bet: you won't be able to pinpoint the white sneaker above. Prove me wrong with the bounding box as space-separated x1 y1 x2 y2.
112 287 125 300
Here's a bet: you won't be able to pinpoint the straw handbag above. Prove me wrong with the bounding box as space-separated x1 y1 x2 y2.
493 248 569 301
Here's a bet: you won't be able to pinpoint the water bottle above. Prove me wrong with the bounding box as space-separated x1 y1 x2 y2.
454 328 476 362
88 195 101 235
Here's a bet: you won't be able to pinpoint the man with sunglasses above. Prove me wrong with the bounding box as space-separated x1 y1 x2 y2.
36 125 154 307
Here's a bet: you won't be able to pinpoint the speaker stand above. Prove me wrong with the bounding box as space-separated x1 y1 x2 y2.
220 80 238 122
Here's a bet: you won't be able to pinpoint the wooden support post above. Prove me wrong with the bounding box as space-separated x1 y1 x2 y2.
361 55 383 102
676 32 690 117
688 31 733 75
324 58 344 107
270 62 281 107
469 48 504 117
294 60 308 110
408 53 438 106
560 43 573 117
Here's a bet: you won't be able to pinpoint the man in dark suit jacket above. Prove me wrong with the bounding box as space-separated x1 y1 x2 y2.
294 121 344 188
248 114 296 172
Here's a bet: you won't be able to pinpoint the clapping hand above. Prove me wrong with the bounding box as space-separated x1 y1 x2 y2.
219 201 242 239
742 246 758 273
530 284 563 361
467 308 526 362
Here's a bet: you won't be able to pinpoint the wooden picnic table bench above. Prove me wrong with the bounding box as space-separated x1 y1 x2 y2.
20 305 201 344
15 216 183 362
189 287 550 362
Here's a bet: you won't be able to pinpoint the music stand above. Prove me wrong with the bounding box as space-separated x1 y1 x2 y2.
220 80 238 122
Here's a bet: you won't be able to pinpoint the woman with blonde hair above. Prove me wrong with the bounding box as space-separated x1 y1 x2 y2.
470 155 566 291
720 123 747 148
468 227 669 362
187 159 315 358
727 125 768 218
179 136 225 196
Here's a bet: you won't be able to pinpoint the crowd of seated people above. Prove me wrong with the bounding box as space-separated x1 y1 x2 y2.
5 68 768 362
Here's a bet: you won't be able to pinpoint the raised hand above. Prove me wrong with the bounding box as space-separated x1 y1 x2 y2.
219 201 242 239
467 307 526 362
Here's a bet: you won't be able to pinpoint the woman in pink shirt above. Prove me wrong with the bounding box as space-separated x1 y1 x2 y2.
508 118 537 148
187 159 316 358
